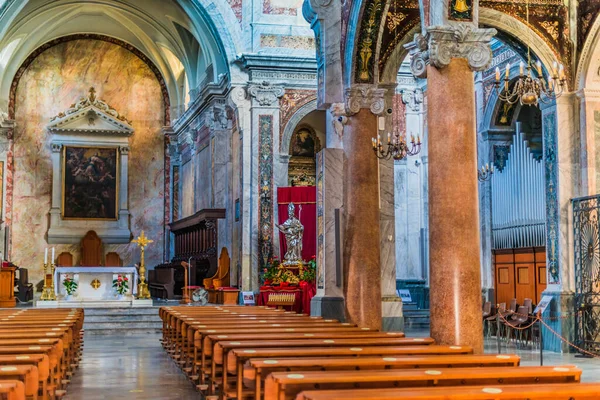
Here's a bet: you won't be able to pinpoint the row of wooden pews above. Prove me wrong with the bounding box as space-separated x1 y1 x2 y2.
0 308 84 400
160 305 600 400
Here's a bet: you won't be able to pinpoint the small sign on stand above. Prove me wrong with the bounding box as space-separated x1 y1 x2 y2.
242 291 255 305
534 295 553 366
397 289 412 303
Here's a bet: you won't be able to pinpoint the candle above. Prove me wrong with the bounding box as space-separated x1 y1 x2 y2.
495 67 500 82
377 134 381 146
536 61 542 76
44 248 48 264
552 61 558 77
505 63 510 79
519 61 524 76
371 138 377 149
558 64 565 80
52 247 55 263
548 76 554 91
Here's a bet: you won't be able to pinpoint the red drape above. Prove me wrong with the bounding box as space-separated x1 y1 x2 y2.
277 187 316 262
257 282 316 314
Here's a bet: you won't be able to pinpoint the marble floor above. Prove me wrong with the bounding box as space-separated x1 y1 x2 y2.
64 334 200 400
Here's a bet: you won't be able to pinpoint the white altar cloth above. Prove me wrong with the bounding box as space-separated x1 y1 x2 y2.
54 266 138 300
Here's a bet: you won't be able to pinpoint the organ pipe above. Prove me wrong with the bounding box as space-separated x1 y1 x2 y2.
491 123 546 249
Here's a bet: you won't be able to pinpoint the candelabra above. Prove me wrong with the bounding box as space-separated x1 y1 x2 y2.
372 132 421 161
492 0 567 106
133 231 153 299
40 262 57 301
478 164 494 182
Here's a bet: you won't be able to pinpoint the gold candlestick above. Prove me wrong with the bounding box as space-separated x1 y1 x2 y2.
40 262 57 301
133 230 153 299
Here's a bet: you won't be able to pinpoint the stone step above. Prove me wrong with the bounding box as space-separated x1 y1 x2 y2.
403 308 430 330
78 306 162 335
84 314 162 323
83 307 159 315
83 321 162 332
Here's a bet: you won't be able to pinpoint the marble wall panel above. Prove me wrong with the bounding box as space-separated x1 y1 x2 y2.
181 160 194 217
13 39 165 281
194 147 212 211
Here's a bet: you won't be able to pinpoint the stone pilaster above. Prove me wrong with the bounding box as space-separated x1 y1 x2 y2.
247 81 284 290
0 112 14 257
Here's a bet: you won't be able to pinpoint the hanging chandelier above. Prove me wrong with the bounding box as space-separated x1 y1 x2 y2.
492 0 567 106
478 163 494 182
372 132 421 161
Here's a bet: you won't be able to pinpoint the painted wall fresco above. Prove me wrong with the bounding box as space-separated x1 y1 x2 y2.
13 39 165 281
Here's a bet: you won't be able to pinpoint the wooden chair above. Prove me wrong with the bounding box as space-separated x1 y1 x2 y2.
16 269 33 303
104 252 122 267
56 253 73 267
80 231 102 266
203 248 230 289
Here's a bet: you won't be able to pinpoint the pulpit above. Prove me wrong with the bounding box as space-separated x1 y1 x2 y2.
0 266 16 307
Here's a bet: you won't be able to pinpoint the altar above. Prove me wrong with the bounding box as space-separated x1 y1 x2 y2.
37 266 148 308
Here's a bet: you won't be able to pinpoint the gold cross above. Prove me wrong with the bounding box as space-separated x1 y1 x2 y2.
91 279 101 290
132 230 153 249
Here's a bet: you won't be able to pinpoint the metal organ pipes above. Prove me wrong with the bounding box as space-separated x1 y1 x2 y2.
491 123 546 249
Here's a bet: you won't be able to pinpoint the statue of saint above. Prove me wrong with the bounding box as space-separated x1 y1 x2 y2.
277 203 304 265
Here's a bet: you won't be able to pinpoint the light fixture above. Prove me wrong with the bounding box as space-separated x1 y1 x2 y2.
478 163 494 182
372 132 421 161
492 0 566 106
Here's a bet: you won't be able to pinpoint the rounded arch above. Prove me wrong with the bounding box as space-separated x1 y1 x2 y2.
280 99 318 155
379 24 421 85
7 34 171 124
576 14 600 90
479 8 557 78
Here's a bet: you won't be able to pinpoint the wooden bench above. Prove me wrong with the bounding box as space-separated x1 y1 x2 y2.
245 354 521 399
0 381 25 400
0 365 38 400
265 365 582 400
294 382 600 400
0 356 49 400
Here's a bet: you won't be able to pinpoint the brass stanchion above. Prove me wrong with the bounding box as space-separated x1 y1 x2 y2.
133 231 153 299
180 259 192 305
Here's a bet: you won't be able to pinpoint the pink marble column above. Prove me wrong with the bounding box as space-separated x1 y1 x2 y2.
343 104 382 330
427 59 484 353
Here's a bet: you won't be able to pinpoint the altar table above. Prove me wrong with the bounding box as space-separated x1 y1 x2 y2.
54 266 138 300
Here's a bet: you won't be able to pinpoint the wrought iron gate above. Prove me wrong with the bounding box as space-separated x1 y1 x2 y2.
573 195 600 353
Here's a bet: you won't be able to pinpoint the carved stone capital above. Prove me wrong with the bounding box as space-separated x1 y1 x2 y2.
51 143 62 153
247 81 285 107
427 25 496 71
401 88 424 112
119 146 130 155
206 104 233 130
404 34 430 79
344 86 386 116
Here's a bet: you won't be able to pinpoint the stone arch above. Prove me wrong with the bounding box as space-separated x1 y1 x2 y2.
280 99 318 155
379 24 422 85
576 13 600 90
8 34 171 124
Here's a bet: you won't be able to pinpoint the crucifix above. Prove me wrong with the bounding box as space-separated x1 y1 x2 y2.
133 230 153 299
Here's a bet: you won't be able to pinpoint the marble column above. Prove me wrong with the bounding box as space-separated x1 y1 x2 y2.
342 86 384 330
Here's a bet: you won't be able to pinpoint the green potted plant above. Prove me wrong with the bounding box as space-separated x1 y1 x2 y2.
112 274 129 299
62 276 78 300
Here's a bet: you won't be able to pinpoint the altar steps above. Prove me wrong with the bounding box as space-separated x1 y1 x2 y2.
82 307 163 335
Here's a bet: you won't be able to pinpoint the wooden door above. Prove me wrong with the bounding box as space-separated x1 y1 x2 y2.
534 247 547 304
515 263 536 304
494 251 514 306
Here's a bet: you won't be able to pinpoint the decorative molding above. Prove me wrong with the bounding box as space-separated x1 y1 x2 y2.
119 146 130 155
248 81 285 107
543 111 560 284
427 24 496 71
404 33 430 78
345 85 386 115
280 89 318 144
401 88 423 112
51 143 62 153
258 115 274 266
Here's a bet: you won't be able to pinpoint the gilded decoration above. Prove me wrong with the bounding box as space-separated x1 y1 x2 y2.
258 115 274 265
577 0 600 51
279 89 317 146
449 0 473 21
480 1 573 87
493 145 511 172
356 0 384 83
378 0 420 77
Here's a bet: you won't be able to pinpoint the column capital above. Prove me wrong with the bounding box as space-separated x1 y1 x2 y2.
119 146 130 155
51 143 62 153
344 85 386 116
247 81 285 107
0 110 15 138
404 34 430 79
401 88 424 112
206 103 234 131
428 24 496 71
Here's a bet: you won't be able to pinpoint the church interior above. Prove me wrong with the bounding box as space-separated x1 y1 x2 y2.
0 0 597 398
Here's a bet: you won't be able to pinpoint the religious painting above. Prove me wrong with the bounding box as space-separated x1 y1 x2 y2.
448 0 472 21
291 126 320 157
62 146 118 220
0 161 3 221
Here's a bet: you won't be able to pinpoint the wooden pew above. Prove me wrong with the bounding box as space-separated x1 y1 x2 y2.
0 365 39 400
265 365 582 400
0 381 25 400
245 354 521 399
294 382 600 400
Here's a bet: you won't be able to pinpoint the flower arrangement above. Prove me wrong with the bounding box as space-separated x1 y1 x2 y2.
112 274 129 295
62 276 78 296
261 255 316 286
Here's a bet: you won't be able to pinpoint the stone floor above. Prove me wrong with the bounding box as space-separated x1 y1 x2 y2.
64 334 200 400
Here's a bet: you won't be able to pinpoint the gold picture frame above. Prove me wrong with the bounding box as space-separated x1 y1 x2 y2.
61 145 119 220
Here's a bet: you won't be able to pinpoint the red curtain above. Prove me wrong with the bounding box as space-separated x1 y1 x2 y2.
277 187 316 262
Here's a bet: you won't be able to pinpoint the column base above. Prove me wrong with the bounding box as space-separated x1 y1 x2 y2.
311 296 345 322
540 290 576 353
382 295 404 332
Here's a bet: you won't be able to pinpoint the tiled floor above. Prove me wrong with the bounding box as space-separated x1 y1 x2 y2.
64 334 200 400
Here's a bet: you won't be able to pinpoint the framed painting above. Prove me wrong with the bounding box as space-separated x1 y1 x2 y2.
62 146 119 220
0 161 3 220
